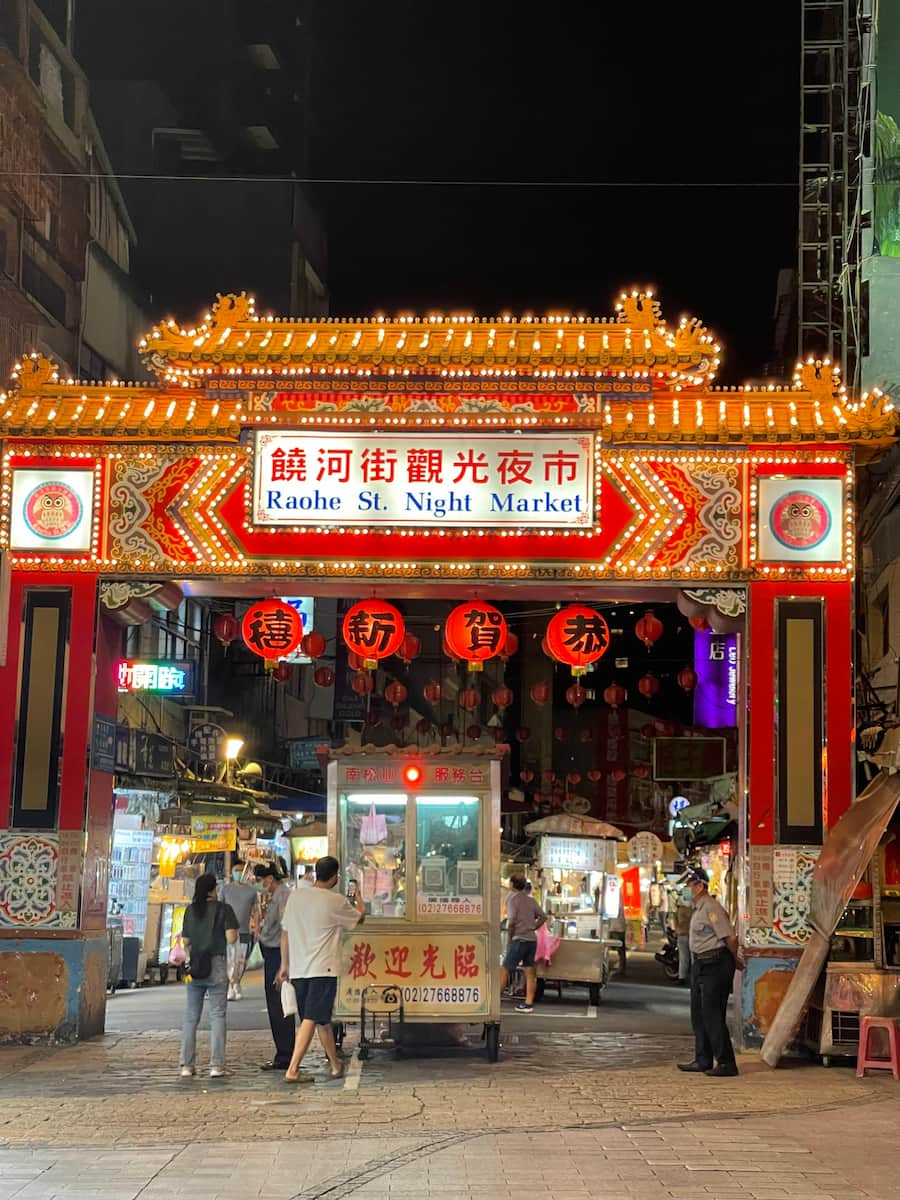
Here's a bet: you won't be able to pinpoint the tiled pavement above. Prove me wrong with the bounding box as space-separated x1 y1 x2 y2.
0 1032 898 1197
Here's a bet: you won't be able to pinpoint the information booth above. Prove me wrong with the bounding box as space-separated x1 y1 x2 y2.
328 749 503 1060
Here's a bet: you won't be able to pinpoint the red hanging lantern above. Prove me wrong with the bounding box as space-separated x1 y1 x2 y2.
415 717 432 735
442 635 460 663
603 682 627 709
689 615 710 632
612 768 627 782
213 613 239 652
272 661 293 684
541 634 560 662
444 600 508 671
554 726 568 741
520 769 535 783
542 769 556 783
459 687 480 711
515 726 530 743
567 771 582 785
491 685 514 710
348 651 365 671
634 764 650 779
300 630 327 661
440 722 454 739
385 681 408 708
641 722 656 738
423 680 442 705
530 681 552 706
493 727 507 745
678 667 698 692
587 769 603 783
399 633 421 663
655 718 677 736
343 600 405 669
313 665 335 688
466 724 482 740
501 631 519 660
635 609 664 651
242 600 305 664
638 673 660 699
566 684 588 709
351 670 374 695
545 604 611 677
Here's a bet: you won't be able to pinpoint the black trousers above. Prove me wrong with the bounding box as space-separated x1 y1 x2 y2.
690 951 736 1068
261 942 295 1067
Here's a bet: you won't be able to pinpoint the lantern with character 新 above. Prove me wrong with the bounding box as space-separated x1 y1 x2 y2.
242 600 305 669
545 604 611 676
342 600 405 669
444 600 507 671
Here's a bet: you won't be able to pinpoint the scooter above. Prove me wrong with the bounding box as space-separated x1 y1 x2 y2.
654 927 680 982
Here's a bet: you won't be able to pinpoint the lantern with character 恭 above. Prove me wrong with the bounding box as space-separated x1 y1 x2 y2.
342 600 406 669
545 604 611 676
241 600 305 668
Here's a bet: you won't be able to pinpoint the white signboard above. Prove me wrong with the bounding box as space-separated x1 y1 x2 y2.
10 468 95 552
627 831 663 865
280 596 315 663
539 836 613 872
757 476 844 563
253 431 594 529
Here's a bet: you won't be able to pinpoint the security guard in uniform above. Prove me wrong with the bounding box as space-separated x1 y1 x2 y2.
677 866 744 1077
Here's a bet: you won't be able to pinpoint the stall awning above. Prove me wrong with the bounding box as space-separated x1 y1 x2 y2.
525 814 625 839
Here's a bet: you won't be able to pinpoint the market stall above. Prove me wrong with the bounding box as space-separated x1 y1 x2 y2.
329 748 503 1060
523 814 624 1003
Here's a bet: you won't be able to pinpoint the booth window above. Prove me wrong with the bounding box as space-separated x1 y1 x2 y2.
416 795 482 912
340 793 407 917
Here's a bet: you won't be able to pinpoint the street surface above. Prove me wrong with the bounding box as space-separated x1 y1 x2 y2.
0 951 898 1197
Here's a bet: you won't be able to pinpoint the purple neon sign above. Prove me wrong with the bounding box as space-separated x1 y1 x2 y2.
692 630 738 729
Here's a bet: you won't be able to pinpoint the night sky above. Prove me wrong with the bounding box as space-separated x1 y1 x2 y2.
78 1 800 383
309 2 800 382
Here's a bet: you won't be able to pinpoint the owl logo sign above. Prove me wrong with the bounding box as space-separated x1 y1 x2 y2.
770 491 831 550
757 475 844 563
23 481 83 540
9 468 95 552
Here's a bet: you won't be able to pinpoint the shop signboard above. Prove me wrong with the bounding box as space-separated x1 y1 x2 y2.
280 597 316 663
116 659 196 696
336 931 490 1017
9 467 95 551
652 737 726 781
627 831 663 865
253 431 594 529
188 721 227 765
190 816 237 853
692 631 738 729
92 715 117 773
132 731 175 779
287 736 325 771
538 836 611 872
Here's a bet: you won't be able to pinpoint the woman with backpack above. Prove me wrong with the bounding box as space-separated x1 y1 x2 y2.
179 872 240 1078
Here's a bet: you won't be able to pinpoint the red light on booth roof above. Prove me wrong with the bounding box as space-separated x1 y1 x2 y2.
720 840 732 857
403 763 423 787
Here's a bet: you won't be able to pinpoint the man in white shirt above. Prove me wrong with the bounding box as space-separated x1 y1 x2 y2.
277 855 364 1082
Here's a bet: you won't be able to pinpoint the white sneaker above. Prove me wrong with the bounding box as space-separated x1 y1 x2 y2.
180 1067 195 1078
232 986 242 1000
209 1067 225 1078
226 986 235 1001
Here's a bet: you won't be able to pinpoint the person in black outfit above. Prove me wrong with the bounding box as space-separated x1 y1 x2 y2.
255 866 295 1071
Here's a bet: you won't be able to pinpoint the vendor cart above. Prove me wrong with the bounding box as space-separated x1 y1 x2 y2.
329 748 503 1061
524 814 625 1004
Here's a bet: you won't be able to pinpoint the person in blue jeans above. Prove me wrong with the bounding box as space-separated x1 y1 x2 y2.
500 875 548 1013
179 873 239 1079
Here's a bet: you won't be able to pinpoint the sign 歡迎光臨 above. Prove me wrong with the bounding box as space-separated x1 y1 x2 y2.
253 431 594 529
117 660 195 695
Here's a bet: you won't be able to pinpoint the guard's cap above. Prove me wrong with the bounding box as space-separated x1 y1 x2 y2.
685 865 709 886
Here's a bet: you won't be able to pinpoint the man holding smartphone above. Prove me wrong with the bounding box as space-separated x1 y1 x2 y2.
276 856 364 1082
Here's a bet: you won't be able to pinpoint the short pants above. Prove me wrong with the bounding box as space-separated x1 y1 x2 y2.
503 938 537 970
290 975 338 1025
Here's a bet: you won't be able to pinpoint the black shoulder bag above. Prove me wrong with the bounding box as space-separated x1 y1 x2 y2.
189 902 223 980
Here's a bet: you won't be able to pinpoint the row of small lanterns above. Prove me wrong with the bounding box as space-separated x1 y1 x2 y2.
212 599 698 701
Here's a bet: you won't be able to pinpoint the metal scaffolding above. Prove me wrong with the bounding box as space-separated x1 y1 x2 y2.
798 0 872 392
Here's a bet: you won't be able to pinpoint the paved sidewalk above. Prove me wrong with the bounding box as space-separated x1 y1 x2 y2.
0 1033 898 1196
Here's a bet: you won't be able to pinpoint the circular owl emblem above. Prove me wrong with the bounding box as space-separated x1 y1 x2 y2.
23 481 83 540
771 490 831 550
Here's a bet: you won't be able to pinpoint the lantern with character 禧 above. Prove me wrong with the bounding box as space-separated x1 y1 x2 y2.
241 600 305 669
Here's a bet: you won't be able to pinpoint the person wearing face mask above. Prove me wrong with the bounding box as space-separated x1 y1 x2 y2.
276 856 364 1082
255 865 295 1071
220 859 260 1001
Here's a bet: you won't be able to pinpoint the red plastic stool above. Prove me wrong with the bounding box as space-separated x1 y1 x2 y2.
856 1016 900 1079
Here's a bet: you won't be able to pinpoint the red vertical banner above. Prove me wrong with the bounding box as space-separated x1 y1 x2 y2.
748 579 854 845
621 865 642 918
